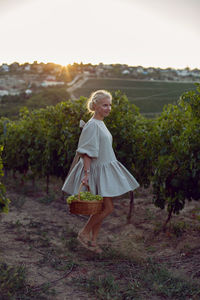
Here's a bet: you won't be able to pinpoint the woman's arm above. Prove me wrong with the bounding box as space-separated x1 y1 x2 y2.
82 154 92 186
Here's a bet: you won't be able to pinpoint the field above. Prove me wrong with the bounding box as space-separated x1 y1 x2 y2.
0 86 69 119
0 78 196 119
0 176 200 299
73 78 196 116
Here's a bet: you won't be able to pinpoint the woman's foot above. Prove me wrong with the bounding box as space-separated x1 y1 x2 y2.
93 245 103 254
77 231 91 249
90 240 103 254
90 240 97 247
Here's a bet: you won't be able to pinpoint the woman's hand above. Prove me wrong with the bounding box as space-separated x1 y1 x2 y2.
82 174 89 186
82 154 91 186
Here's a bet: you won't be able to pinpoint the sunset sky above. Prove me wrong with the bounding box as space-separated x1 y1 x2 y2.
0 0 200 69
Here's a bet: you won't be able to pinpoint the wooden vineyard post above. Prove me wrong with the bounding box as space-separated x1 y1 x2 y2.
127 191 134 224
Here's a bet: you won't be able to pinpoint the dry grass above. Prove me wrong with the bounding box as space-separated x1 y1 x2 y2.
0 175 200 299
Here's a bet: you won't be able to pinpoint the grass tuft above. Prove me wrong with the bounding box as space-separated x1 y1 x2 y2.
74 273 120 300
0 262 55 299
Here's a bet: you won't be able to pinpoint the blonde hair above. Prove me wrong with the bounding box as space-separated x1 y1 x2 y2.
87 90 112 113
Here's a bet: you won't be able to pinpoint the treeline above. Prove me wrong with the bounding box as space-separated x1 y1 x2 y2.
0 86 200 226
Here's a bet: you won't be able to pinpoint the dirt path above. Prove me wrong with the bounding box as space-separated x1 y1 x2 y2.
67 74 88 100
0 180 200 299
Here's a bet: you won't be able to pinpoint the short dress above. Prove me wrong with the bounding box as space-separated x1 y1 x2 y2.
62 118 140 197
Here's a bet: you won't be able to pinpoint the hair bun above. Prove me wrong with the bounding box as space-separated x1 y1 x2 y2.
89 101 95 111
87 90 112 113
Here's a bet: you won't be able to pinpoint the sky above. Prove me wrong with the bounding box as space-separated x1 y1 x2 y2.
0 0 200 69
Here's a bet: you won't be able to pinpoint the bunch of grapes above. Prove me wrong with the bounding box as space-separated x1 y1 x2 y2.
66 191 103 204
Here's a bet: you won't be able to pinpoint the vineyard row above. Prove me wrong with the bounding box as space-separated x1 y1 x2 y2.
0 86 200 226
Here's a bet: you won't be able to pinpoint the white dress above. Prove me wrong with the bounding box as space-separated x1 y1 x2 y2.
62 118 140 197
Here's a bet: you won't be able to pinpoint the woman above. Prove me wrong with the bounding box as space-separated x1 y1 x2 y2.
62 90 139 253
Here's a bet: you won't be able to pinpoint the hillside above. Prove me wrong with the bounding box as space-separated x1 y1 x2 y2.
72 78 196 116
0 62 199 118
0 86 69 119
0 76 196 119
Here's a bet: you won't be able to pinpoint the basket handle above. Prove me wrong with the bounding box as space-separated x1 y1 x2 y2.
78 182 90 201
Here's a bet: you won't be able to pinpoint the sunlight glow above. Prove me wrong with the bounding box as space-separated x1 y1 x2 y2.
0 0 199 68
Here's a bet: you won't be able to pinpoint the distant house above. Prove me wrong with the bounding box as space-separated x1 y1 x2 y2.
136 66 144 73
0 90 9 97
191 70 200 78
1 64 9 72
176 69 190 77
24 65 31 71
146 68 155 73
0 90 20 97
25 89 32 95
9 90 20 96
122 69 130 75
41 81 64 87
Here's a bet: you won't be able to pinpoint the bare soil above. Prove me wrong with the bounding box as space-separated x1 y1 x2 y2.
0 177 200 299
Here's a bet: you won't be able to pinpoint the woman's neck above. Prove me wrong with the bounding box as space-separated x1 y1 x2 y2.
93 114 104 121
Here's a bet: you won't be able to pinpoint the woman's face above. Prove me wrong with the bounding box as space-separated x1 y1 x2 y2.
94 97 112 119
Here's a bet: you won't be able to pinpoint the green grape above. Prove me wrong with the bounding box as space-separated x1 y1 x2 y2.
66 194 78 204
66 191 103 204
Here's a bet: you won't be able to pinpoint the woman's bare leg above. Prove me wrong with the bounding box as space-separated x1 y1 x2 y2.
91 198 114 244
90 222 102 246
78 197 113 244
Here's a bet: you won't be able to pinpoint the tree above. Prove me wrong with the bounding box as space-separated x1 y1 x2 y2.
152 84 200 229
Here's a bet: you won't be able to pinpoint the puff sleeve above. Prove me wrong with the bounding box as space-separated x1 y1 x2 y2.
76 121 99 158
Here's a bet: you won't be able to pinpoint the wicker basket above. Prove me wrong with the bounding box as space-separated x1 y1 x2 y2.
69 183 103 215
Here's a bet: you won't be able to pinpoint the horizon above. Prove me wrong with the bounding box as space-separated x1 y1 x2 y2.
1 60 199 71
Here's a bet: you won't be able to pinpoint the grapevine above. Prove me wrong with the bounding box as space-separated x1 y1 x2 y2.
0 146 10 213
0 86 200 227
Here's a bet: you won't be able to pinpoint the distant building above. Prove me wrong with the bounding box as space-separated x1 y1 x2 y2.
24 65 31 71
25 89 32 95
176 69 190 77
122 69 130 75
146 68 155 73
9 90 20 96
41 81 64 87
0 90 9 97
1 64 9 72
0 90 20 97
136 66 144 73
191 70 200 78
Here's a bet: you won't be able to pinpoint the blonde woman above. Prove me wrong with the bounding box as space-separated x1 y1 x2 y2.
62 90 139 253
